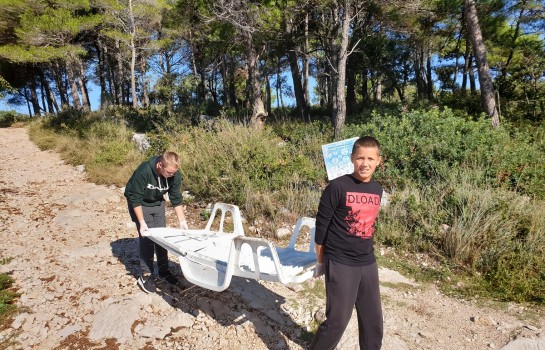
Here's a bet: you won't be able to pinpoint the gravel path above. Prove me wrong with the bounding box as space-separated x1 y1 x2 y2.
0 126 543 350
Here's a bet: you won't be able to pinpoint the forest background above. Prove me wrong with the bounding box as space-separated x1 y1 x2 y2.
0 0 544 309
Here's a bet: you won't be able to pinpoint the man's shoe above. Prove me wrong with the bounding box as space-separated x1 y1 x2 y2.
136 274 156 294
158 272 180 286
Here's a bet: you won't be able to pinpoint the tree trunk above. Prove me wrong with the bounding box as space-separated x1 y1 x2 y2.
318 73 328 107
464 0 500 127
51 62 68 109
426 52 433 100
332 0 351 139
188 29 201 101
77 59 91 112
39 71 54 114
115 40 125 105
265 73 271 116
66 61 82 109
414 45 424 98
420 46 429 98
361 67 369 103
346 61 356 115
49 87 60 113
128 0 138 109
103 45 116 105
395 84 405 102
374 77 382 101
288 50 307 119
244 33 267 128
39 76 48 113
468 55 476 92
23 87 32 117
227 55 238 108
220 57 229 106
29 80 41 116
276 60 285 108
461 36 471 93
303 12 311 121
209 70 218 104
95 41 107 108
140 56 149 108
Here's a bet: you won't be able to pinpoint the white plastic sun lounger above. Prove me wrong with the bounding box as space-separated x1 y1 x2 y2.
143 203 317 292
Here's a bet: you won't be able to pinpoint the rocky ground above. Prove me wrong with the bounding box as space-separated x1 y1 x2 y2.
0 126 544 350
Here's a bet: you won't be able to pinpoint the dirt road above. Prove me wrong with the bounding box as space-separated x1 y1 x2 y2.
0 126 543 350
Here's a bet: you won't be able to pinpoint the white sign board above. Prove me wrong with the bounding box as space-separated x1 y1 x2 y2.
321 137 358 180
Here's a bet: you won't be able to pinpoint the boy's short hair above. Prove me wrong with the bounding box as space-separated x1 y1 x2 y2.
159 151 180 169
351 136 381 155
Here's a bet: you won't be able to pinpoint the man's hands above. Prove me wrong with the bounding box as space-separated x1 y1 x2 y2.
138 220 149 234
314 262 325 278
138 219 188 233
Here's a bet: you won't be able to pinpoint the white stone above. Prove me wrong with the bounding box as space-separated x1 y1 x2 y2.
89 299 141 343
57 325 82 339
137 325 170 339
275 227 292 239
132 133 150 152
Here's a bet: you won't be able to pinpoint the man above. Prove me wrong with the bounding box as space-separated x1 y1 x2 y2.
125 151 189 293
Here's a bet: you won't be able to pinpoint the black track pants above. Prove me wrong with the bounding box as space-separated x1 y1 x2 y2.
309 259 383 350
128 201 170 276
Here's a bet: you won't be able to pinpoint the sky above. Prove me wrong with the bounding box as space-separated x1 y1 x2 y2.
0 73 315 115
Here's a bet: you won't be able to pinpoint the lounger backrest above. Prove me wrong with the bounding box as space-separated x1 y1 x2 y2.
204 203 245 236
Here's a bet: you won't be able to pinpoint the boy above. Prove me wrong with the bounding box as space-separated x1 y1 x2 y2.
124 151 189 293
310 136 383 350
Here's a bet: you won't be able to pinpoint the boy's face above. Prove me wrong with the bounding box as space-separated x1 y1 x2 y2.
350 146 381 182
157 162 178 178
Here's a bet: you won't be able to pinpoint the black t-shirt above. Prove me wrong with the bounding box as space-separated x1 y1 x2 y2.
315 174 383 266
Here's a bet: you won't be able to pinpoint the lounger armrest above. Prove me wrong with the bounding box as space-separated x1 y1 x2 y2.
204 203 245 236
287 217 316 253
232 236 289 283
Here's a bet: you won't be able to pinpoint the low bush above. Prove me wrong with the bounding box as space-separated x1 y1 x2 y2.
169 120 326 225
0 111 31 127
0 273 17 317
0 257 18 332
28 112 143 187
346 108 545 199
377 167 545 303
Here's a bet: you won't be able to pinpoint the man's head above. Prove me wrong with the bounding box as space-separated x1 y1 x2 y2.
350 136 381 182
157 151 180 178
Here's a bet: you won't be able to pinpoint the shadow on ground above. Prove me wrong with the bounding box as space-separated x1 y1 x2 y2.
110 238 312 349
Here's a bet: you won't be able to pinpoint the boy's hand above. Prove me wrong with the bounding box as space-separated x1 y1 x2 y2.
179 220 189 230
138 220 149 234
313 262 325 278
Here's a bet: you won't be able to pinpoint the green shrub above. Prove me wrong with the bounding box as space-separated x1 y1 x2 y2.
92 141 134 166
0 111 31 127
346 108 545 199
170 120 327 222
483 250 545 303
29 114 144 187
0 257 18 326
377 166 545 303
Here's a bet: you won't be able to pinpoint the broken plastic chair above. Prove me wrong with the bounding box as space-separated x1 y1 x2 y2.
143 203 317 292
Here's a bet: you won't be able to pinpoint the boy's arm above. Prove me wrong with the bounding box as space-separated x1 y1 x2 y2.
315 244 324 263
314 181 339 246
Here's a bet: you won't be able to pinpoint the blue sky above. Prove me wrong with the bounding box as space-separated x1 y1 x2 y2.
0 73 316 115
